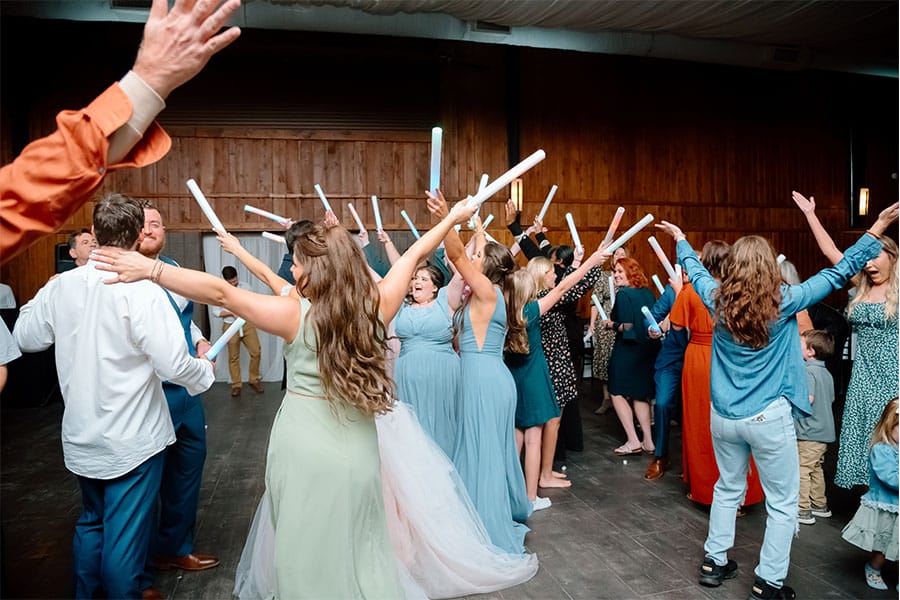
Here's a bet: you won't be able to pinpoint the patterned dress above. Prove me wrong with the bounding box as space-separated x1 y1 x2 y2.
537 267 602 408
835 302 900 488
591 270 616 381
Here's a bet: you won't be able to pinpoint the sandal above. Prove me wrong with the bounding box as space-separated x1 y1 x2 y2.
613 443 643 456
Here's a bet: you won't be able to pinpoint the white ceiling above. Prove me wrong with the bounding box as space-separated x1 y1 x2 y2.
4 0 897 76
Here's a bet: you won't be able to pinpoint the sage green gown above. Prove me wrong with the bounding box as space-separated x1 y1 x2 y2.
265 297 401 598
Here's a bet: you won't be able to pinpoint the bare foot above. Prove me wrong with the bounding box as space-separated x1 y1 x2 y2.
552 470 568 479
539 477 572 489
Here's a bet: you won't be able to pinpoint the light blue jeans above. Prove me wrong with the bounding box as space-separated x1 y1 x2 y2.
703 397 799 587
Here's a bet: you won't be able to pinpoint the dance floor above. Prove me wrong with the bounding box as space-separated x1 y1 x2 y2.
1 379 894 599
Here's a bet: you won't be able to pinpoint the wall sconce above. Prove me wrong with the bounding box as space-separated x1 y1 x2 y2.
858 187 869 216
510 178 523 211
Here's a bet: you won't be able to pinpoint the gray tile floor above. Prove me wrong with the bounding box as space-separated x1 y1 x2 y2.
1 380 896 599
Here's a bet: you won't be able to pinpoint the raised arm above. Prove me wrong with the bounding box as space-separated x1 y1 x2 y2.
377 230 402 266
537 245 610 314
377 195 475 323
791 191 843 265
217 229 295 297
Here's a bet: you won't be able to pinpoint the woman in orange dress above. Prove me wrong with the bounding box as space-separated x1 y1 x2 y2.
670 240 764 507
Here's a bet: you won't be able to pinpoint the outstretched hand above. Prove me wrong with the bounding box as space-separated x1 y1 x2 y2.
323 210 339 227
132 0 242 99
216 229 241 255
425 190 450 219
791 191 816 214
91 248 156 284
655 221 685 241
505 199 519 226
877 202 899 226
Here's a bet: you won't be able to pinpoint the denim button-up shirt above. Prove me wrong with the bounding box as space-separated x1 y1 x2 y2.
676 234 882 420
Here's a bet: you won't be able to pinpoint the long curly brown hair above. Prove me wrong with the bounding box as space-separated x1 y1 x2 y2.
714 236 782 349
700 240 731 279
292 223 393 416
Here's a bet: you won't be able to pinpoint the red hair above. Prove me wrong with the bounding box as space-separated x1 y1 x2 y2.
616 257 648 289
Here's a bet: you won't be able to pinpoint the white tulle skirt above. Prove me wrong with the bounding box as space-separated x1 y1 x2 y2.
234 401 538 599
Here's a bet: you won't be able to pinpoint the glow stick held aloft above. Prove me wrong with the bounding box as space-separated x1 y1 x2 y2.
605 214 654 254
430 127 442 193
602 206 625 246
371 195 383 232
467 149 546 209
609 275 616 307
648 236 677 280
641 306 662 335
400 210 420 239
675 264 683 281
776 253 786 265
244 205 290 226
591 293 608 321
261 232 286 245
206 318 246 361
565 213 583 251
313 184 333 213
347 203 365 232
478 173 489 194
186 179 226 233
651 274 665 295
482 214 495 229
537 185 558 222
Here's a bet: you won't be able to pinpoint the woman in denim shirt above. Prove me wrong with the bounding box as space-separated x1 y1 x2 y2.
655 208 895 600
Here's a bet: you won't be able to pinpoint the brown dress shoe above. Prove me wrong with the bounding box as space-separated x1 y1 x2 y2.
250 381 265 394
154 553 220 571
644 457 671 481
143 588 166 600
231 386 241 397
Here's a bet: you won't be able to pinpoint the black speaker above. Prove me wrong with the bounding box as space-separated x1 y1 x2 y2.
55 243 75 273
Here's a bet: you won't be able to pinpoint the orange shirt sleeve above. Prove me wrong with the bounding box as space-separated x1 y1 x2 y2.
669 283 691 329
0 82 171 264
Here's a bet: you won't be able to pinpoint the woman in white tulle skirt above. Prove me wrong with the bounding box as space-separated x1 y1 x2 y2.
234 401 539 599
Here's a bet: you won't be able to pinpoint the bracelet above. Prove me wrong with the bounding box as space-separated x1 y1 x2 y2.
150 259 165 284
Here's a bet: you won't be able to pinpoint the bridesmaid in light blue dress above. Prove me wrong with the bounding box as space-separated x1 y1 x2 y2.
394 265 461 457
427 190 533 556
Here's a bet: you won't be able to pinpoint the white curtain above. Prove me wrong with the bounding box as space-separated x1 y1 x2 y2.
201 233 287 383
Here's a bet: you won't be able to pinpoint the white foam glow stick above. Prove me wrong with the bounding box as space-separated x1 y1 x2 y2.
244 205 290 226
400 210 420 239
371 195 383 232
565 213 583 251
609 275 616 307
675 264 683 281
313 184 333 213
207 317 246 361
537 185 558 222
261 232 286 245
347 203 365 232
430 127 442 193
641 306 662 334
482 214 495 229
602 206 625 246
186 179 226 232
776 253 786 265
454 224 462 232
467 149 546 209
591 293 608 321
605 214 654 254
648 236 677 280
478 173 489 193
651 274 665 295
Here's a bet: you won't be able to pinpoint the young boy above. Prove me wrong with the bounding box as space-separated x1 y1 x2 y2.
795 329 836 525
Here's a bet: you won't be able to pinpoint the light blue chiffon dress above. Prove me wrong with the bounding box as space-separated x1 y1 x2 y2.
394 287 461 458
452 287 532 554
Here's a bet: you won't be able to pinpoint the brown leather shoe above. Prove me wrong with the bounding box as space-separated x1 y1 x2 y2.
143 588 165 600
250 381 265 394
154 553 220 571
644 457 670 481
231 386 241 397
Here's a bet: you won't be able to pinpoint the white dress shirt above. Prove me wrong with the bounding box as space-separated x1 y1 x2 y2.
13 260 215 479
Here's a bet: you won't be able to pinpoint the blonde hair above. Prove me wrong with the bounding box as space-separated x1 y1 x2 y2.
526 256 554 291
848 235 898 322
506 270 537 354
293 223 393 416
870 397 899 450
714 236 782 349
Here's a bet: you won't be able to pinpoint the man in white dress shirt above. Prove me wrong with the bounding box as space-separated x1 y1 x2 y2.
13 193 214 599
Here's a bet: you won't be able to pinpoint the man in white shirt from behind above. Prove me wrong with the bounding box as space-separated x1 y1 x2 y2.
13 193 214 599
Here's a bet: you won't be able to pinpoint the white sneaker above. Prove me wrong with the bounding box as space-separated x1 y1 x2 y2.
532 496 552 511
